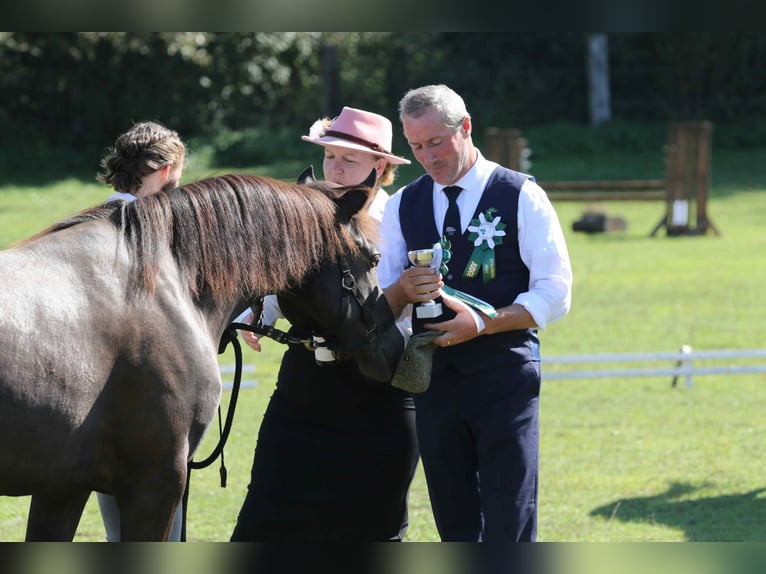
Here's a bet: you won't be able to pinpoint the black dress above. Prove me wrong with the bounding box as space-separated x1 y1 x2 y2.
230 340 419 541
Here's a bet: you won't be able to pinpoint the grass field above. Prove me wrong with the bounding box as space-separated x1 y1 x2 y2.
1 146 765 542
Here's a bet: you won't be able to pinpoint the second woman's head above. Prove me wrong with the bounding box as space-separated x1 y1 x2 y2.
301 107 410 188
98 121 187 197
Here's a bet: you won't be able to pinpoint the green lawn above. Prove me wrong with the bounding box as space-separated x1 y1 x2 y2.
1 148 766 542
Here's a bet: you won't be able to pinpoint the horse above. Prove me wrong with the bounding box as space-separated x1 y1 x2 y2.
0 173 402 541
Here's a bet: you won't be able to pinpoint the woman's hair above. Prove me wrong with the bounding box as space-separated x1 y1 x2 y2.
377 162 398 188
97 121 187 193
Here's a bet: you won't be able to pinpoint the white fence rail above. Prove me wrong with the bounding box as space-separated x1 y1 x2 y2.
542 347 766 387
217 349 766 390
219 364 257 389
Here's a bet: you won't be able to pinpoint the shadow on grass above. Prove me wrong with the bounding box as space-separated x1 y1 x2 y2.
590 481 766 541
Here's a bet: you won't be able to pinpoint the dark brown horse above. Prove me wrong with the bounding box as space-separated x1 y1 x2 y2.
0 173 399 541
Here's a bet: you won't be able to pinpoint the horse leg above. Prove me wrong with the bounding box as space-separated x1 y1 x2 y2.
117 467 186 542
25 490 90 541
118 490 183 541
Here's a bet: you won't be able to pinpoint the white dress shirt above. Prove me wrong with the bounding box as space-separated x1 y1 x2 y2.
107 192 137 203
378 150 572 330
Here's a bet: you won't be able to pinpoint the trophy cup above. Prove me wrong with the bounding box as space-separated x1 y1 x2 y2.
407 248 443 319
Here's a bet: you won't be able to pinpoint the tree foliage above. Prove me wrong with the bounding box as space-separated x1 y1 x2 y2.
2 32 766 175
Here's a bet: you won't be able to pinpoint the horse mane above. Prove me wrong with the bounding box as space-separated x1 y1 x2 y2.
119 174 377 303
12 175 377 304
14 203 121 246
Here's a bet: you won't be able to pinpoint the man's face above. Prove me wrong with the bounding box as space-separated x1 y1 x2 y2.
402 108 471 185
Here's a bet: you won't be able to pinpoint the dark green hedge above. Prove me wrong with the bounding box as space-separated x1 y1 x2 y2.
3 33 766 180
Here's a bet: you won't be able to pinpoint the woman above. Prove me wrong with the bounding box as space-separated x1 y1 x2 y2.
96 120 187 542
99 121 186 202
231 107 419 541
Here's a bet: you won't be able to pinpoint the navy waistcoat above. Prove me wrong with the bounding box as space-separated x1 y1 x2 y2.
399 166 540 372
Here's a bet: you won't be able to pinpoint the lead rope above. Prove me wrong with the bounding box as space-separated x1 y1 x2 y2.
178 318 326 541
180 325 243 541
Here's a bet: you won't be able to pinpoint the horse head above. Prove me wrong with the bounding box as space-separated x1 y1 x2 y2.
275 167 404 383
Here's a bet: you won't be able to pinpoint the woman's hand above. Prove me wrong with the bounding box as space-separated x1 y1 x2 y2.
238 310 263 352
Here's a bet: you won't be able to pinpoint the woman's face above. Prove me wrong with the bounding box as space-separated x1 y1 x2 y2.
165 158 184 190
322 145 384 187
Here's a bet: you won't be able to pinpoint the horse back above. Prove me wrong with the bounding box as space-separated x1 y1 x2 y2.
0 220 220 495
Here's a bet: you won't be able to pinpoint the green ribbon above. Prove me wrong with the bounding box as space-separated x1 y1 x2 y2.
431 239 497 319
463 207 506 285
441 285 497 319
438 236 452 276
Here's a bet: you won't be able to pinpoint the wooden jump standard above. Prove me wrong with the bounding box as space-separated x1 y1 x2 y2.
484 122 719 237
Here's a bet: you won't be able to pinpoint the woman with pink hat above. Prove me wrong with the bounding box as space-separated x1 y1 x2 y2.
231 107 419 541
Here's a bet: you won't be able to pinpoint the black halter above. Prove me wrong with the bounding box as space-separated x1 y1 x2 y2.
230 259 380 356
324 260 380 351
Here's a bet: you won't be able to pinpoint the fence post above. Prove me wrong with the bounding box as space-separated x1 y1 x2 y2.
671 344 694 388
484 128 529 172
656 121 719 237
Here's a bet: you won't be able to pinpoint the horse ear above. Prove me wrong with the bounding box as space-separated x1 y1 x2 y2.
362 168 376 189
334 189 368 223
296 165 316 184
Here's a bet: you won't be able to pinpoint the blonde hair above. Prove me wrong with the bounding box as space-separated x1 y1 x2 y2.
377 162 398 188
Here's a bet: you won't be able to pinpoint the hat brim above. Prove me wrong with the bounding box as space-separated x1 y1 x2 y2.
301 135 411 165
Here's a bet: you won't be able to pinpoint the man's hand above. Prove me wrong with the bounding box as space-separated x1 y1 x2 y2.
400 266 443 303
424 290 484 347
384 266 443 317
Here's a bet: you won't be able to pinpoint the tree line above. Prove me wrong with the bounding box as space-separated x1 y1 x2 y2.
2 32 766 171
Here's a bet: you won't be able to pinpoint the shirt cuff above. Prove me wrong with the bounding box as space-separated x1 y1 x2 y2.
467 306 486 333
513 292 547 330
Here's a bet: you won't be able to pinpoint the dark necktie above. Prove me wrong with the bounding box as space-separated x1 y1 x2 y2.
442 185 463 239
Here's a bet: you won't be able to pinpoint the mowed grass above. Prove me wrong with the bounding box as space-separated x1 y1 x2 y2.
1 148 765 541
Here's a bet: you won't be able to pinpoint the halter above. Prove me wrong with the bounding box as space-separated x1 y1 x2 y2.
230 257 381 357
324 260 380 353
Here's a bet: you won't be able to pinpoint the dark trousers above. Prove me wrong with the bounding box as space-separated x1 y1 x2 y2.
413 359 540 542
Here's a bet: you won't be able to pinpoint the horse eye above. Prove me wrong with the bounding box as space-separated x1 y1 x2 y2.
370 252 381 267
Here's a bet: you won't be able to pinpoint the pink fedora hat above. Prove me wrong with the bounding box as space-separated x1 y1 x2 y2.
301 106 411 165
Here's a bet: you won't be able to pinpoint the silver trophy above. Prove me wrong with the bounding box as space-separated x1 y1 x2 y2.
408 248 443 319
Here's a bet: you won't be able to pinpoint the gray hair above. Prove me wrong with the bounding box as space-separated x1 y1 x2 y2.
398 84 469 129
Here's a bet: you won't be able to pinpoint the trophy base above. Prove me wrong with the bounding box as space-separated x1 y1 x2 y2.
415 302 442 319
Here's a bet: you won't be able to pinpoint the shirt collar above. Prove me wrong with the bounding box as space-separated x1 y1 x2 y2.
434 149 495 195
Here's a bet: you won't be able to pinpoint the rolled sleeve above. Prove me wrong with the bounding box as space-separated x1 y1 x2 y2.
377 188 409 290
514 179 573 329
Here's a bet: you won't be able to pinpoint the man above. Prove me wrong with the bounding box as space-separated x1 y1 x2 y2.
379 84 572 542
